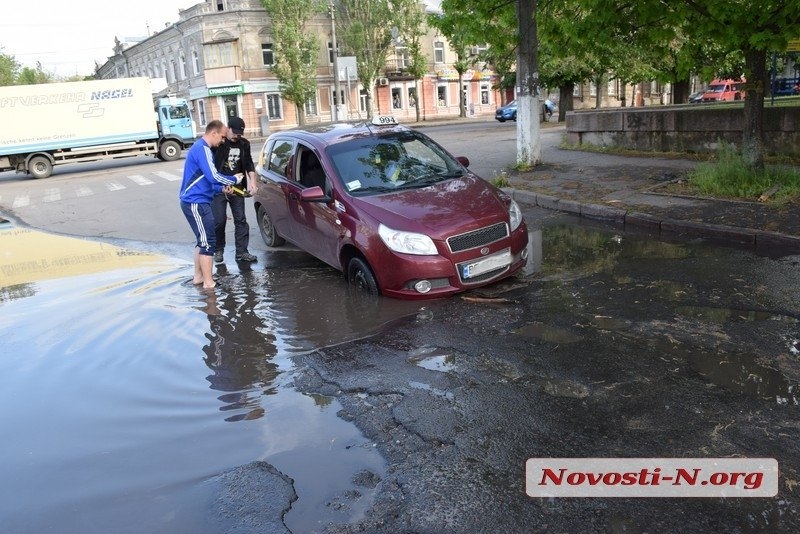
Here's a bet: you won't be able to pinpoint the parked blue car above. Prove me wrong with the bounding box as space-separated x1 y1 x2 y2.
494 100 517 122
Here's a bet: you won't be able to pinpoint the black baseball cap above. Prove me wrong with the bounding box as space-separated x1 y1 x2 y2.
228 116 245 134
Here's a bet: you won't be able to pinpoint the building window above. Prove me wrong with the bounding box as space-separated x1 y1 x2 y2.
266 93 282 119
204 42 235 68
608 79 617 96
394 46 409 70
359 88 368 112
179 54 187 79
480 83 490 105
437 85 447 107
408 87 417 107
589 81 597 96
392 87 402 109
192 50 200 74
197 100 206 126
262 43 274 67
331 88 345 106
305 95 318 116
573 84 582 97
434 41 444 64
171 59 179 82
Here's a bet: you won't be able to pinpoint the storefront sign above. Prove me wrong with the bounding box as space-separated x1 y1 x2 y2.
208 84 244 96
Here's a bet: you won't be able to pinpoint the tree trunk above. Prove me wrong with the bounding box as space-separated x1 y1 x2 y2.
742 48 767 171
515 0 541 166
619 80 627 107
558 83 574 122
672 79 690 104
594 75 603 109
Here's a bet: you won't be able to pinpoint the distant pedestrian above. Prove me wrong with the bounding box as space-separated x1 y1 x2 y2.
179 120 241 289
544 99 556 119
211 116 258 264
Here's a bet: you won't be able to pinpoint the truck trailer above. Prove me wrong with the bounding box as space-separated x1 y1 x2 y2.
0 77 197 179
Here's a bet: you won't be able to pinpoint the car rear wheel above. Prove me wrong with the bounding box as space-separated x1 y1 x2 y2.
347 257 379 295
496 117 506 122
257 206 285 247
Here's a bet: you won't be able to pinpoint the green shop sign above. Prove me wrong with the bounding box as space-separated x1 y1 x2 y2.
208 84 244 96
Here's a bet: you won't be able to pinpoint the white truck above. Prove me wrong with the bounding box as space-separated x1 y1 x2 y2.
0 77 197 179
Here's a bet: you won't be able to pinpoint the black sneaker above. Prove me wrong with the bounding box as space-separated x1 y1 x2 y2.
235 252 257 263
213 251 224 264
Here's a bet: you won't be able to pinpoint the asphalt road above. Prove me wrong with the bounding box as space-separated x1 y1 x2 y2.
2 121 799 532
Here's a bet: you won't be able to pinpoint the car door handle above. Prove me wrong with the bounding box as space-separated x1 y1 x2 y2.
289 193 299 201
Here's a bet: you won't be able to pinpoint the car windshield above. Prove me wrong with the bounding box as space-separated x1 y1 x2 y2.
326 131 465 196
708 84 725 93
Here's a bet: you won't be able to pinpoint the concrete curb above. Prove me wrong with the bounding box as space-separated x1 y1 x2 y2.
511 188 800 252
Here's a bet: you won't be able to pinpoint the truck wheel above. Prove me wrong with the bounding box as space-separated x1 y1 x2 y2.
347 257 380 295
159 140 181 161
28 156 53 179
257 206 285 247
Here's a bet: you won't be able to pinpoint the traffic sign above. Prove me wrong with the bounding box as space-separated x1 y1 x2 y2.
788 38 800 52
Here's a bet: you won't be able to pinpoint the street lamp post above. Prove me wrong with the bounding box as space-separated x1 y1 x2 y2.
329 0 343 122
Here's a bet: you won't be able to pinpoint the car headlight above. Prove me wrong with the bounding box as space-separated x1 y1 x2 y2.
378 224 438 255
509 199 523 231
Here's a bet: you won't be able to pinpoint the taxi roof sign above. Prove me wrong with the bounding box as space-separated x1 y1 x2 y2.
371 115 398 126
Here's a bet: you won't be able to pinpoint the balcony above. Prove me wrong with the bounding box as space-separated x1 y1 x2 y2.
204 65 242 85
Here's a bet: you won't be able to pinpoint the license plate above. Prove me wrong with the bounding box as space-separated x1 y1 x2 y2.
461 249 512 279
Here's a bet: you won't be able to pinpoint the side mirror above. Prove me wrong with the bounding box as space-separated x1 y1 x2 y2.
456 156 470 168
300 186 330 203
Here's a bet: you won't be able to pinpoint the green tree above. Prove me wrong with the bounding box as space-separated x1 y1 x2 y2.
396 0 427 122
335 0 411 119
0 48 20 86
261 0 325 126
17 61 54 85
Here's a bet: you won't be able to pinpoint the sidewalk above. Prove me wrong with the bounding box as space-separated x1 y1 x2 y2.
504 133 800 254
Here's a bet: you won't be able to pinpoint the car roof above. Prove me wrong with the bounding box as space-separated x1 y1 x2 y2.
268 121 410 148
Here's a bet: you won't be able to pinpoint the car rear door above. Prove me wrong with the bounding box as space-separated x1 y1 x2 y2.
256 137 300 243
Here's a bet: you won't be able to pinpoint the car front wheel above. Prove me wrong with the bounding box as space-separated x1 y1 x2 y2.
257 206 285 247
347 257 379 295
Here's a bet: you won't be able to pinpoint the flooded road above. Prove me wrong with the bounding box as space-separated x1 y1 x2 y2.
0 221 427 532
1 212 799 532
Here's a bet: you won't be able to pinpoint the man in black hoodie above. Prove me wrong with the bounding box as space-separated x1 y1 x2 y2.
212 116 258 264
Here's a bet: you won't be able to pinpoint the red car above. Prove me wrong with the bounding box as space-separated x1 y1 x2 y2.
253 118 529 299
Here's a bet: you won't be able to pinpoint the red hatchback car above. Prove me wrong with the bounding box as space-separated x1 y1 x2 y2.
253 118 529 299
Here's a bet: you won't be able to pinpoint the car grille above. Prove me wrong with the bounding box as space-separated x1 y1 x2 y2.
447 222 509 253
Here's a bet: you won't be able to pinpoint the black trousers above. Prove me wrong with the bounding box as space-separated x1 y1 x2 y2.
211 192 249 255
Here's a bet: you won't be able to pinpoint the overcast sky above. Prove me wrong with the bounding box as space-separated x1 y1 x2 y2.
1 0 197 77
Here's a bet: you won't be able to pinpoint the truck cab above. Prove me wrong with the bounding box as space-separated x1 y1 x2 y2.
154 96 198 160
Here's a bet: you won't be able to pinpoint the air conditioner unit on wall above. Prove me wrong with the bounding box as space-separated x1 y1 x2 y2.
378 77 389 86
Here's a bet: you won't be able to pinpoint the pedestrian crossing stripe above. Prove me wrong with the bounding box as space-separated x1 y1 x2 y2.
4 169 187 209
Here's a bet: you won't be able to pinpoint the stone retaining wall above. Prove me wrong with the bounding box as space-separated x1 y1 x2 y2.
565 105 800 157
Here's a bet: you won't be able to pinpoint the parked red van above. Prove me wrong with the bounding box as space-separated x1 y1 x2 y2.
701 79 745 102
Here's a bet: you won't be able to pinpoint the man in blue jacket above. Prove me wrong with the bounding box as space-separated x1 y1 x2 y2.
179 120 241 289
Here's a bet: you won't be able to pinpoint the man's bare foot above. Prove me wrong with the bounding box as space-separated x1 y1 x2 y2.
202 282 216 290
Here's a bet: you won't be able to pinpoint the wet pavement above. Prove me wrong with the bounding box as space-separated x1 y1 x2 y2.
2 209 798 532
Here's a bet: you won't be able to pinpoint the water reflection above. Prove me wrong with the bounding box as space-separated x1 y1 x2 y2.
199 290 279 422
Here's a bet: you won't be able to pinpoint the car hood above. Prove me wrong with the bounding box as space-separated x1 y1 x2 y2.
351 174 510 239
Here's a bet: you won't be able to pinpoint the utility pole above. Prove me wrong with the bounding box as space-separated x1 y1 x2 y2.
329 0 343 122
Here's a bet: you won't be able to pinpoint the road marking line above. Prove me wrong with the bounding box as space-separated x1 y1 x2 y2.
155 171 181 181
107 182 126 191
12 195 30 208
42 188 61 203
129 174 154 186
76 186 93 197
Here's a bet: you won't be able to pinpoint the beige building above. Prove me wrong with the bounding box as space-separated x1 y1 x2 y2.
96 0 503 137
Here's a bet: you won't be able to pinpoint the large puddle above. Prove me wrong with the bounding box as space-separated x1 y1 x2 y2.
2 219 798 531
0 222 426 532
